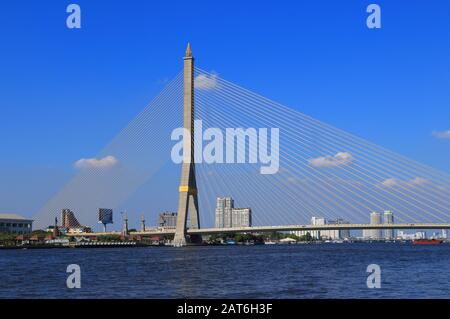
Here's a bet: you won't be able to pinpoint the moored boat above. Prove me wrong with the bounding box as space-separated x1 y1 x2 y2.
412 239 443 245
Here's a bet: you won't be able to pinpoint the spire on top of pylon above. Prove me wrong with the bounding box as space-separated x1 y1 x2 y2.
185 42 192 57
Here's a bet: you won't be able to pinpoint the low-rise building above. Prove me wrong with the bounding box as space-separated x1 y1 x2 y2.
326 218 351 239
290 217 351 240
0 213 33 234
66 226 92 234
397 231 427 240
159 212 177 228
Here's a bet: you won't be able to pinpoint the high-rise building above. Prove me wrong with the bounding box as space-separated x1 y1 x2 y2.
215 197 252 228
61 209 81 228
364 211 382 240
383 210 394 240
231 208 252 228
159 212 177 228
215 197 234 228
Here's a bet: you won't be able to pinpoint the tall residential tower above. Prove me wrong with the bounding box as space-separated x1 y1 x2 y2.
384 210 394 240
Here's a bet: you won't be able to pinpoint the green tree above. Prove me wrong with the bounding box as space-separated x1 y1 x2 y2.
31 229 51 236
97 234 121 242
299 232 314 242
0 233 19 246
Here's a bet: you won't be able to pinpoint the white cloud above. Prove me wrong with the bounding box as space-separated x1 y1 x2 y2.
195 73 218 90
309 152 353 168
432 130 450 139
379 178 402 188
378 177 428 188
410 177 428 186
74 155 118 170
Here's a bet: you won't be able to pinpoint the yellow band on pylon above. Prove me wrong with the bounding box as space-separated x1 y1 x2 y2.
179 185 197 194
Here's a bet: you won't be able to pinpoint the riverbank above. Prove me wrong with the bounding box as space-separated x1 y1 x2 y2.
2 239 448 250
0 241 151 250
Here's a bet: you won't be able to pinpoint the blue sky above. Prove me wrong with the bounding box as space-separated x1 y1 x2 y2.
0 1 449 225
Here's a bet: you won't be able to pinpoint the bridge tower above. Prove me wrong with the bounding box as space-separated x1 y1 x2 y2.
173 43 201 247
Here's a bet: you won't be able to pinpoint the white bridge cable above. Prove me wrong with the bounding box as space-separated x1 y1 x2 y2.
199 89 448 225
194 69 448 224
196 69 450 208
198 86 450 224
197 160 276 226
196 105 331 225
196 99 372 224
195 68 450 185
195 70 450 215
196 68 450 187
205 82 450 212
196 92 420 224
34 72 184 228
197 101 298 226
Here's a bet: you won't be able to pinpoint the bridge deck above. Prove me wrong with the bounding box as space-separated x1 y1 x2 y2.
66 223 450 237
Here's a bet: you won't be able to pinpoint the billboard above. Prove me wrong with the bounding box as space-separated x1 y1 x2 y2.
98 208 113 224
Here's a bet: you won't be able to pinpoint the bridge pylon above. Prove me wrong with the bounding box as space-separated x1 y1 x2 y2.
173 43 202 247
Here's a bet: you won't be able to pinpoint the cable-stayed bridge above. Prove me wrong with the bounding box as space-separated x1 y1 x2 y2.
34 44 450 244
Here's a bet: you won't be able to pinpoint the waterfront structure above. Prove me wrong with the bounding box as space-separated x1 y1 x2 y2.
384 210 395 240
290 217 350 240
0 213 33 234
173 43 201 246
416 231 427 239
397 230 427 240
159 212 177 228
66 226 92 234
215 197 252 228
290 217 324 239
311 217 325 239
327 218 351 239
